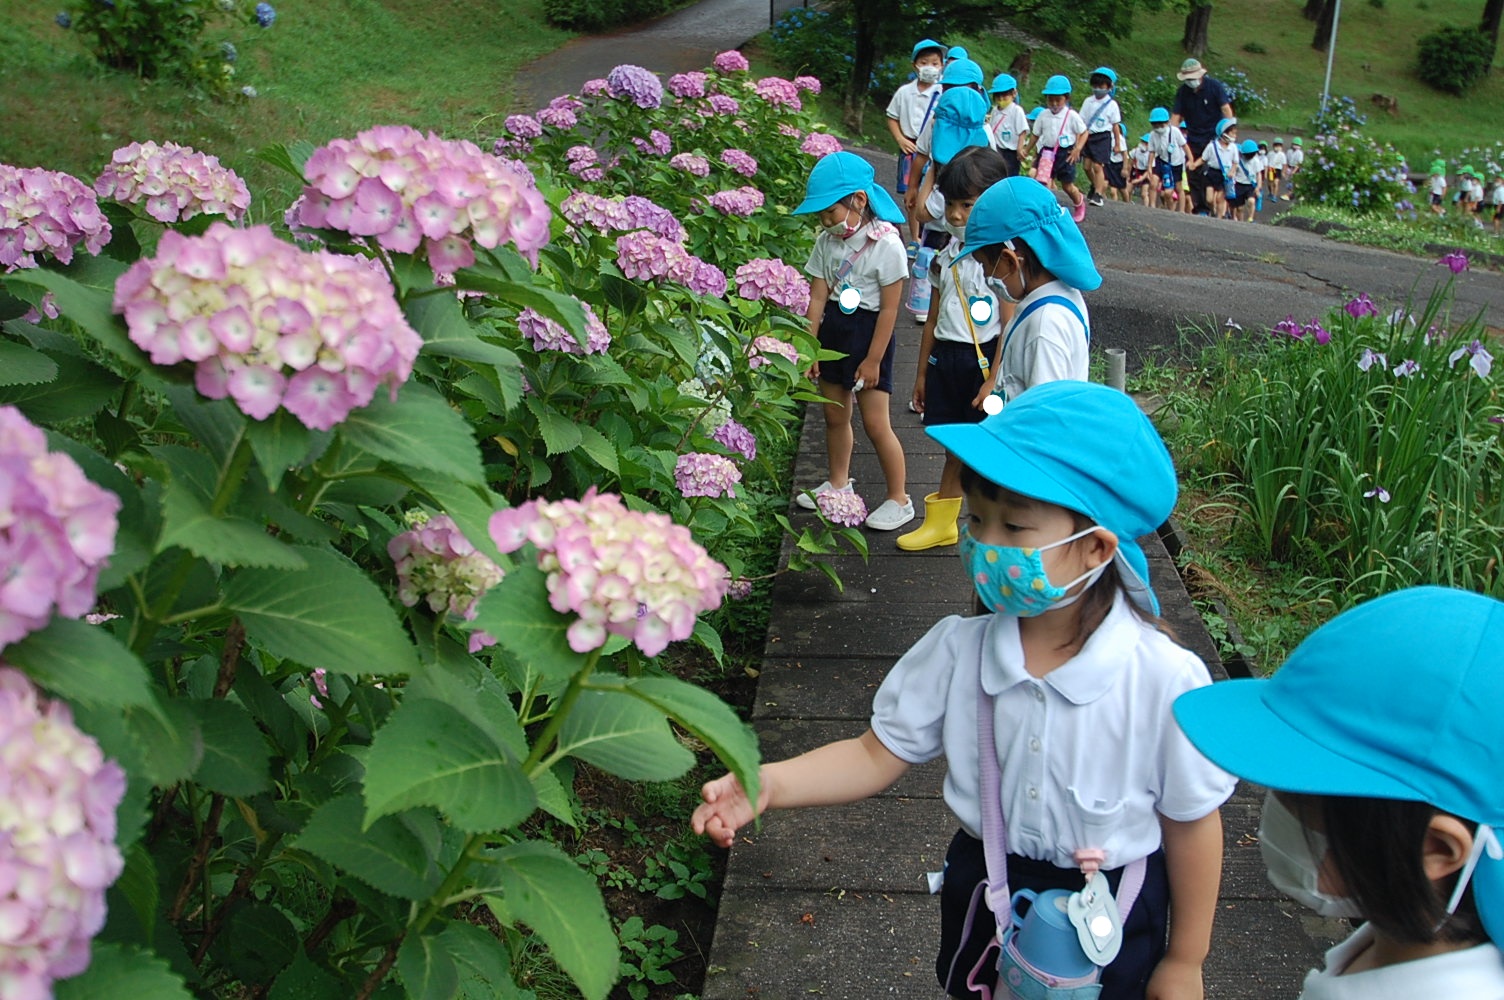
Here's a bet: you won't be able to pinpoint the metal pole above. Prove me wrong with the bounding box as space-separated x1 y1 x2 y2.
1319 0 1342 114
1106 348 1127 391
770 0 774 28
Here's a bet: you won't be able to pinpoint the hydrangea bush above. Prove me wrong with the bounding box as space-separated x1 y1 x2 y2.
0 51 861 1000
1292 126 1409 215
94 140 251 223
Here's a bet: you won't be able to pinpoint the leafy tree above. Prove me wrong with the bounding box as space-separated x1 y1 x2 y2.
1482 0 1503 71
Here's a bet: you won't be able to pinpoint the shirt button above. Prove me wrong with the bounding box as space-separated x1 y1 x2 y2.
1028 787 1039 800
1033 687 1044 702
1030 738 1041 752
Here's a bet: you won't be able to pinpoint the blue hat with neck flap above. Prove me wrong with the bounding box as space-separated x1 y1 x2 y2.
956 176 1102 292
791 151 906 224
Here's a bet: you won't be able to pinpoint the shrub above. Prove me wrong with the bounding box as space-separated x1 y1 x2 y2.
54 0 274 93
1293 126 1410 214
768 7 909 100
543 0 683 32
1218 65 1277 117
1309 93 1368 133
1416 24 1494 95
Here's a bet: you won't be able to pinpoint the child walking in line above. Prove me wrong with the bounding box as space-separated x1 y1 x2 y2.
1027 75 1090 222
1429 159 1449 216
696 380 1235 1000
1284 137 1304 197
1129 133 1155 206
1266 138 1287 202
791 152 914 532
1078 66 1125 208
899 147 1012 552
1146 108 1188 212
959 176 1095 405
1490 174 1504 235
887 38 947 256
1175 586 1504 999
986 73 1030 177
1191 117 1239 219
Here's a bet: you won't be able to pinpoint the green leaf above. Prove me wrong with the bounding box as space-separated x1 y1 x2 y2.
0 338 58 385
621 675 761 813
406 656 527 759
405 288 521 373
267 950 347 1000
575 424 619 476
339 381 484 484
692 619 725 666
224 547 419 676
109 843 160 948
468 561 580 682
442 922 523 1000
395 468 507 565
157 446 308 569
163 385 247 464
255 140 317 180
557 689 694 781
245 409 313 491
450 274 587 341
186 698 272 797
2 259 152 373
482 841 617 1000
293 793 443 901
524 396 583 456
211 901 298 984
125 697 205 786
54 942 193 1000
363 699 535 833
5 617 153 709
599 267 647 317
398 930 460 1000
0 347 121 422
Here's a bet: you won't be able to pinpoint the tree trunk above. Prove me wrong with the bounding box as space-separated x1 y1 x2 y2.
1312 0 1337 50
1182 2 1212 57
1302 0 1324 20
1482 0 1504 71
844 6 876 133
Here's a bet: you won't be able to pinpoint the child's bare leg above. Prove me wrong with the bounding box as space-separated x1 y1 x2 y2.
818 380 855 488
856 388 907 503
937 453 965 499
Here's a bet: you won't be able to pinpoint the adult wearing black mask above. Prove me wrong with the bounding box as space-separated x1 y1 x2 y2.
1168 58 1233 214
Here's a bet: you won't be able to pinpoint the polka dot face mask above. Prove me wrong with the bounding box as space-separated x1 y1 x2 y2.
959 524 1108 616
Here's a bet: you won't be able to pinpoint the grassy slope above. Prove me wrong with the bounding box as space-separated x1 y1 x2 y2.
933 0 1504 167
0 0 570 212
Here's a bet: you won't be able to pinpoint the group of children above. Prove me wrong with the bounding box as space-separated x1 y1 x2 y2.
1426 159 1504 233
689 34 1504 1000
1127 120 1305 220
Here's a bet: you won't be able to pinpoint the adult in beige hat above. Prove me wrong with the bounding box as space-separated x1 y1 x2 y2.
1168 58 1233 213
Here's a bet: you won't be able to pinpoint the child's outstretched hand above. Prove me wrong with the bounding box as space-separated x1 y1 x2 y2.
692 770 767 848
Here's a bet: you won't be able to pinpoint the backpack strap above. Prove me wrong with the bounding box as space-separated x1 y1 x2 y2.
999 293 1089 370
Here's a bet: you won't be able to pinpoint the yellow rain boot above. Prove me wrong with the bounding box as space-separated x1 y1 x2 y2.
896 493 962 551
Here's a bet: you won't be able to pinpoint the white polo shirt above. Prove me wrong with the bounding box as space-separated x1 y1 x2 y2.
1149 127 1187 168
1078 94 1122 136
886 80 943 140
871 595 1234 870
994 279 1090 403
987 103 1031 153
804 221 908 312
927 241 1003 346
1032 107 1088 151
1299 924 1504 1000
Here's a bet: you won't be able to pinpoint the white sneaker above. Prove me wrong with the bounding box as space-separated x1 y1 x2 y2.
864 497 915 531
914 312 928 323
795 479 853 511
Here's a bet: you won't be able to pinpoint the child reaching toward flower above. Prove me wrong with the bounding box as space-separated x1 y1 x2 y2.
1174 586 1504 999
696 381 1235 1000
791 151 914 532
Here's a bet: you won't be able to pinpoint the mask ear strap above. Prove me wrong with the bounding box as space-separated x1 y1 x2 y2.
1445 823 1503 916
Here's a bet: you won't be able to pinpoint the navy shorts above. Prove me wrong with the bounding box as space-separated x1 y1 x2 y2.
999 147 1021 178
1084 131 1113 164
1229 182 1256 207
1053 156 1079 185
818 301 895 394
937 830 1170 999
1431 193 1444 206
1105 158 1127 189
924 338 999 426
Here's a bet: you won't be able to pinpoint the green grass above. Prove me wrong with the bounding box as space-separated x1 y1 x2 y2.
1283 202 1504 261
0 0 571 212
932 0 1504 168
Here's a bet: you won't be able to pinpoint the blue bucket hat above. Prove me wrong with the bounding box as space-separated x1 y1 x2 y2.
989 72 1018 95
931 88 990 165
940 57 983 89
911 38 945 61
957 176 1102 292
1026 106 1043 121
1090 66 1117 86
1239 139 1258 155
790 151 906 224
1148 106 1170 123
947 45 969 61
1041 74 1072 96
1140 133 1152 143
1215 117 1237 138
1174 586 1504 946
927 381 1176 614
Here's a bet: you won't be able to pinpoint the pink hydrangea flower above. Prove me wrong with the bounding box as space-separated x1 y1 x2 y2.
548 94 585 114
582 78 609 97
295 125 551 277
94 141 251 224
720 149 758 178
578 166 605 183
800 132 844 158
793 75 821 94
726 577 754 600
735 258 812 314
713 49 750 73
748 335 800 368
816 489 868 527
753 76 802 110
704 94 740 116
561 192 684 240
675 452 741 498
616 230 693 282
0 407 120 650
517 302 610 354
632 130 672 156
0 668 125 994
778 124 804 139
388 513 504 653
707 186 765 217
666 71 708 99
537 105 578 130
0 164 111 270
711 418 757 462
504 115 543 139
488 488 728 656
605 64 664 109
113 224 422 430
686 260 727 298
669 153 711 177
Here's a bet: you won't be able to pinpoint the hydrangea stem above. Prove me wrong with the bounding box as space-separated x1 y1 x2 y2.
521 647 603 776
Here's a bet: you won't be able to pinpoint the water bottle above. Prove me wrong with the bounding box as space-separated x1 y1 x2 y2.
998 888 1102 999
906 245 935 317
1035 146 1056 185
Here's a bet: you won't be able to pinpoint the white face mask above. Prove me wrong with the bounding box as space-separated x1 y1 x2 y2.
823 207 859 240
985 245 1022 304
917 65 941 84
1186 77 1202 91
1153 125 1168 134
1258 792 1362 919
